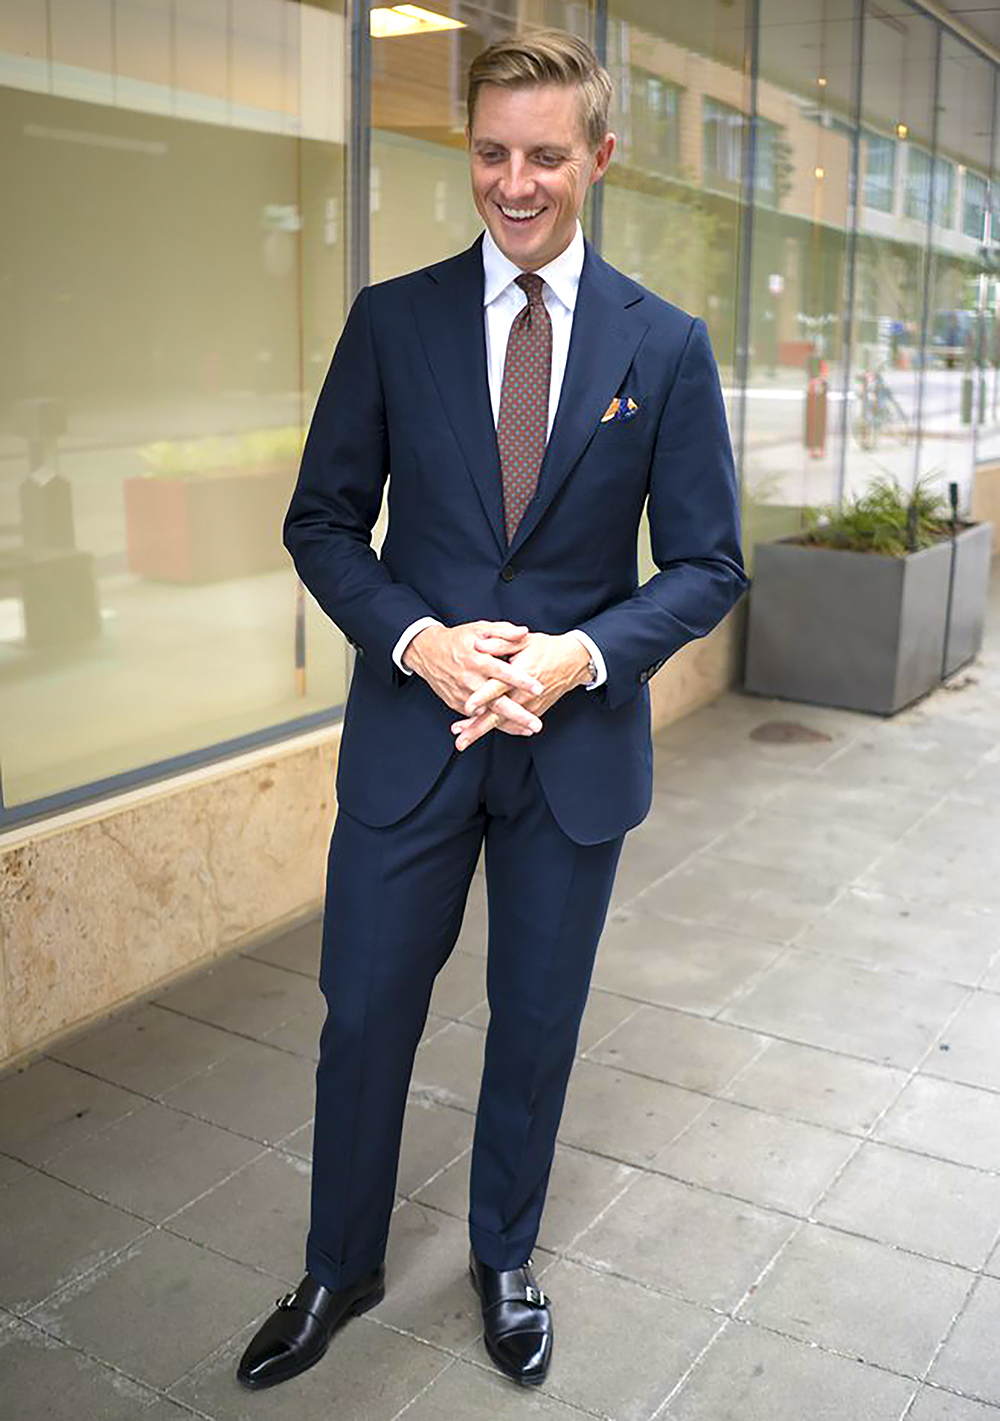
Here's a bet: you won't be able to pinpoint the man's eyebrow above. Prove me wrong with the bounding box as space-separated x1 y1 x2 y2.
472 138 571 155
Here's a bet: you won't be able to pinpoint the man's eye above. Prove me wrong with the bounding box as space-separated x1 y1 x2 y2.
480 149 504 163
535 153 563 167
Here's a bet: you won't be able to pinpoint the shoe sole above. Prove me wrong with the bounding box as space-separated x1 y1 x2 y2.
237 1281 385 1391
468 1267 549 1388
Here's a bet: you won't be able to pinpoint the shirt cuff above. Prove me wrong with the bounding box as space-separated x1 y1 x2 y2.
567 629 607 689
392 617 442 674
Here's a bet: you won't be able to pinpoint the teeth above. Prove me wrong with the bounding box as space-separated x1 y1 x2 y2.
500 205 542 220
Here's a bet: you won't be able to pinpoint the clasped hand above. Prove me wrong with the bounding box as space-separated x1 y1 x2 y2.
402 621 591 753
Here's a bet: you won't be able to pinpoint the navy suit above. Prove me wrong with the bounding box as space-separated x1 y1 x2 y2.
284 235 747 1289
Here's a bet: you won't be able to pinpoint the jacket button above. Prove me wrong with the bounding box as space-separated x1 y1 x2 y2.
638 669 648 685
500 564 516 582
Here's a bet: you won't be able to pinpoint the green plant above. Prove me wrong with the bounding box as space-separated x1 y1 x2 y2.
801 473 950 556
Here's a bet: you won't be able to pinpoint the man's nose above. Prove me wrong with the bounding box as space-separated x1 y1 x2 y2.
499 155 534 199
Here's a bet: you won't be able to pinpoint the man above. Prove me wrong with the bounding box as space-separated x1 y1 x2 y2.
238 29 746 1392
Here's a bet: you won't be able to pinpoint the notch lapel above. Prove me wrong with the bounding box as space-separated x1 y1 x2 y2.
409 238 508 558
508 245 648 559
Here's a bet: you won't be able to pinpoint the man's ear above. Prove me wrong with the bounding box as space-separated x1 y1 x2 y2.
591 132 616 185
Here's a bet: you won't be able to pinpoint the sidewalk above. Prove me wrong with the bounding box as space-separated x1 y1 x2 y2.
2 569 999 1421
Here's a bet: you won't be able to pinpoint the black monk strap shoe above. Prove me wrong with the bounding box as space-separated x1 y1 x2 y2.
236 1266 385 1390
469 1248 553 1386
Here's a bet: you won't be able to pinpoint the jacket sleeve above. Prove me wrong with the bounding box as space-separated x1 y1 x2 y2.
575 317 748 711
282 286 439 687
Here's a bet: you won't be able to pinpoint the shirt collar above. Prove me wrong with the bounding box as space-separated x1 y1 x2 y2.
481 221 584 314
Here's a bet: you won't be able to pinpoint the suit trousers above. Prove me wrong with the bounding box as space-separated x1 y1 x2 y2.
305 728 624 1292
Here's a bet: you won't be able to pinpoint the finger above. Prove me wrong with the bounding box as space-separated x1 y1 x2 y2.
454 710 498 752
474 635 530 656
486 694 543 733
466 664 544 712
477 621 529 641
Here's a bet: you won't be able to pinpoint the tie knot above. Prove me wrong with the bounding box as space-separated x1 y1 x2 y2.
516 272 545 308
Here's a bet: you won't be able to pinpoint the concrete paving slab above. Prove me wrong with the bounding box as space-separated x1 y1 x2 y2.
797 888 998 986
931 1276 1000 1406
709 808 896 882
540 1256 722 1421
815 1140 1000 1269
428 948 487 1021
584 1004 768 1095
0 1151 33 1190
32 1229 264 1390
876 1075 1000 1172
570 1171 798 1311
721 1038 908 1133
50 1004 244 1099
245 915 322 977
592 908 784 1015
740 1222 973 1375
0 1169 147 1313
907 1389 1000 1419
557 1058 707 1169
641 852 842 943
45 1100 262 1224
154 955 320 1042
167 1147 310 1282
0 1317 162 1420
410 1021 486 1112
397 1097 473 1199
721 951 968 1068
663 1319 915 1420
161 1038 316 1146
171 1311 450 1420
927 992 1000 1092
762 776 938 836
376 1200 484 1351
0 1059 140 1166
399 1356 595 1418
658 1099 857 1215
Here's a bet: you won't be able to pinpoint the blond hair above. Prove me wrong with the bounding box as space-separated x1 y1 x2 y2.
466 30 612 152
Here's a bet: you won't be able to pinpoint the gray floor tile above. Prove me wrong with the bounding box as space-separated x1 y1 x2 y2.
709 809 894 883
0 1317 161 1420
154 955 321 1042
454 875 489 957
261 992 325 1059
161 1039 316 1145
763 776 939 836
740 1222 973 1375
571 1171 797 1310
876 1075 1000 1172
610 821 714 905
721 951 968 1069
410 1021 485 1112
585 1004 767 1095
858 842 1000 912
798 888 997 987
815 1141 1000 1269
820 737 995 798
429 949 487 1020
558 1058 707 1169
931 1276 1000 1405
50 1004 243 1099
0 1152 33 1189
0 1059 141 1166
927 993 1000 1092
280 1118 313 1161
167 1148 310 1282
652 753 801 808
640 853 841 943
541 1256 721 1421
33 1228 264 1390
245 915 322 977
139 1401 203 1419
46 1101 262 1223
399 1357 590 1419
415 1141 637 1254
592 907 783 1014
659 1100 857 1215
907 1388 1000 1420
664 1319 915 1420
0 1169 147 1312
575 988 645 1053
899 799 1000 866
377 1200 483 1350
722 1039 908 1133
171 1311 449 1420
397 1098 474 1198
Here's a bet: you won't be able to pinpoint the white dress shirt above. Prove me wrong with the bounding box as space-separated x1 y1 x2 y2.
391 222 606 688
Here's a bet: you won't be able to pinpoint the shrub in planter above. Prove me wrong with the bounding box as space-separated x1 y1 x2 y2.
745 475 993 714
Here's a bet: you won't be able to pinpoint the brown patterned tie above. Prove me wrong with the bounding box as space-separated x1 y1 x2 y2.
496 272 552 543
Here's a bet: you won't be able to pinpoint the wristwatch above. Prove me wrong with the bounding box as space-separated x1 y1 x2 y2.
583 654 598 687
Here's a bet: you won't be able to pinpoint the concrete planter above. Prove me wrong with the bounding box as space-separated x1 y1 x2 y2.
744 522 993 714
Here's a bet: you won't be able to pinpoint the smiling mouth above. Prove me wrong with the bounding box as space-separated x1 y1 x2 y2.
496 203 546 225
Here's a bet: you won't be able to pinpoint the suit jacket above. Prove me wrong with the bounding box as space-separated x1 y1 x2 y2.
283 235 748 845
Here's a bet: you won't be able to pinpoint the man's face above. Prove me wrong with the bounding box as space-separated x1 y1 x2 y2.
468 82 614 271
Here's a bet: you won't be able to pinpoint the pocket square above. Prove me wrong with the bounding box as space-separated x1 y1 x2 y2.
601 396 640 423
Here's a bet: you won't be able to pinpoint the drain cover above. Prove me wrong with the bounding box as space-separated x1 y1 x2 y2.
749 721 832 745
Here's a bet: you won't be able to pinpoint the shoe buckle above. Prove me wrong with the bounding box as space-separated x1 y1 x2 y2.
276 1292 296 1310
524 1284 547 1307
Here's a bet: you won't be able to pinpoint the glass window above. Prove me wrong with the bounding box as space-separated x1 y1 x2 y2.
963 169 988 240
905 147 955 227
0 0 350 815
863 128 896 212
626 69 682 174
702 96 745 195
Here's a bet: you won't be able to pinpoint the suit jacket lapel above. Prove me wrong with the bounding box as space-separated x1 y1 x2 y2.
508 243 648 559
409 237 508 558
